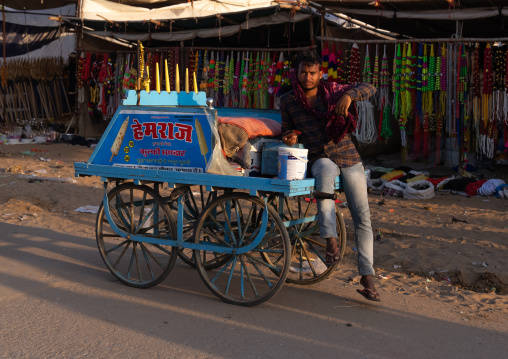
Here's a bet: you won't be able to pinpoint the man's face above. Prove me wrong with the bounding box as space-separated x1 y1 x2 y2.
297 62 322 91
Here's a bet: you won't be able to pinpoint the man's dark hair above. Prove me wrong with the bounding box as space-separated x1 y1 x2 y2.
294 50 322 69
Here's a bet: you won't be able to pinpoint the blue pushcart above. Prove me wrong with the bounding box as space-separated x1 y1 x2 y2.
74 90 346 306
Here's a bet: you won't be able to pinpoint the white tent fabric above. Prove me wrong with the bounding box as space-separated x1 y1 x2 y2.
9 33 76 64
81 0 278 22
6 5 75 27
87 11 311 42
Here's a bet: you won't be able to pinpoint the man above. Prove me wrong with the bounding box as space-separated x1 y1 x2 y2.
279 50 380 302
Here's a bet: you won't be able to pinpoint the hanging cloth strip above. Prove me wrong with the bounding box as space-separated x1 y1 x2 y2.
446 43 454 135
493 45 505 131
401 43 413 139
439 43 447 117
196 50 203 91
362 44 372 84
328 42 338 83
174 47 180 93
349 44 361 85
233 51 241 108
373 44 379 88
481 44 494 158
378 45 392 142
248 51 254 108
423 44 435 158
208 51 216 100
393 44 406 146
222 52 232 107
372 44 380 107
505 49 508 125
200 50 209 92
414 43 423 155
379 44 390 110
408 42 417 154
392 44 401 119
241 51 249 108
337 44 345 84
321 41 329 81
216 51 225 107
472 43 481 127
267 52 276 109
253 52 260 109
460 44 470 162
379 104 393 141
261 52 270 109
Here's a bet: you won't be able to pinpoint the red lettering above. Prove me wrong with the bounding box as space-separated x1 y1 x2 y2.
144 122 158 139
174 123 193 143
166 122 174 140
158 123 168 139
131 119 144 140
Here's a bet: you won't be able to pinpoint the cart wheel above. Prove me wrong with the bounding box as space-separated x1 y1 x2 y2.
267 196 346 285
96 183 178 288
193 193 291 306
166 185 224 268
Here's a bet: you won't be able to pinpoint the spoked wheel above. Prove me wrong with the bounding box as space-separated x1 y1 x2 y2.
193 193 291 306
267 195 346 285
166 185 225 268
96 182 178 288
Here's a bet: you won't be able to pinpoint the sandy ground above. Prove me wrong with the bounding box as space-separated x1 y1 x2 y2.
0 142 507 358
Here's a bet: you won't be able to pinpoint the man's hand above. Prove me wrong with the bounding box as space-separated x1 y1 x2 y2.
281 130 300 146
335 93 352 117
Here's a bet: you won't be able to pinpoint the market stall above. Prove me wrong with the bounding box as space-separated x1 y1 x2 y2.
60 0 508 170
0 4 76 141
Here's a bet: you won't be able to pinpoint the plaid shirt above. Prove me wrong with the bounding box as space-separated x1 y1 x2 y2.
280 83 376 168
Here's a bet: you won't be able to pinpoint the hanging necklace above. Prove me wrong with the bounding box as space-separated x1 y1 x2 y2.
337 44 345 84
362 44 372 84
349 43 360 84
321 42 329 81
328 43 337 82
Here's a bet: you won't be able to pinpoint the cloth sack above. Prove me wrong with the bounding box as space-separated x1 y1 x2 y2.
496 184 508 199
383 180 406 197
403 180 435 200
367 178 387 194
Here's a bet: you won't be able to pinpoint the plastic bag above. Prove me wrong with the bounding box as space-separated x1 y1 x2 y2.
204 110 242 176
383 180 406 197
367 178 386 194
403 180 435 200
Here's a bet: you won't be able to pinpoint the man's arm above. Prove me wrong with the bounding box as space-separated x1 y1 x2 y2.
344 83 377 102
335 83 376 117
279 94 299 146
280 94 293 133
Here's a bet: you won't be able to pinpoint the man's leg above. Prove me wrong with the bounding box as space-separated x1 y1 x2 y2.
340 162 380 300
311 158 341 262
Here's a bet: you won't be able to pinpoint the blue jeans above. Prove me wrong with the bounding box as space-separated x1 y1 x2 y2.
311 159 374 276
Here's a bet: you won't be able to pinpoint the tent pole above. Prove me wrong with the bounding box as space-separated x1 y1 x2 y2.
2 0 6 124
317 35 508 44
320 10 325 50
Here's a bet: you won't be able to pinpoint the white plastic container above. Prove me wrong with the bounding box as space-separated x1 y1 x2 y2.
277 147 308 180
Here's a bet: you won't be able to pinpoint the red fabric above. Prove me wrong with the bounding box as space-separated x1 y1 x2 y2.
218 117 281 139
389 174 405 182
465 180 487 197
427 177 448 187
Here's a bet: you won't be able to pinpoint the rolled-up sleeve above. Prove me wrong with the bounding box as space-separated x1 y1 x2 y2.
344 83 377 101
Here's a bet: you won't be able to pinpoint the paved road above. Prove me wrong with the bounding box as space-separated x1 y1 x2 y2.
1 222 506 359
